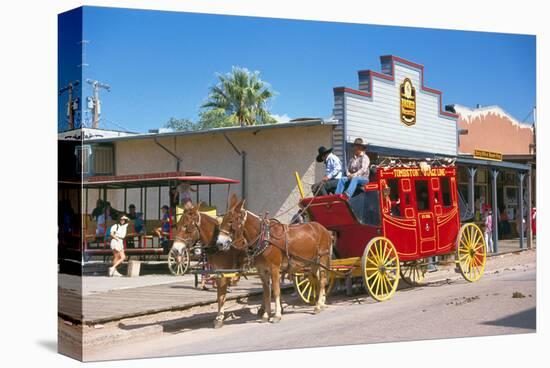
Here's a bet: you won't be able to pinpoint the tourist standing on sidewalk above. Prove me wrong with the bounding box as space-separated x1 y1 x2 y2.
109 215 129 277
484 209 494 253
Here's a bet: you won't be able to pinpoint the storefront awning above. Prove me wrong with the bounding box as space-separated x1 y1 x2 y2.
457 156 531 172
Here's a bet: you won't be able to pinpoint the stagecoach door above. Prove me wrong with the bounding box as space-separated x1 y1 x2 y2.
415 180 436 253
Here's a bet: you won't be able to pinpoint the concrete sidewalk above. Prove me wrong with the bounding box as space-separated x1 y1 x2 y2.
59 273 291 324
492 238 536 255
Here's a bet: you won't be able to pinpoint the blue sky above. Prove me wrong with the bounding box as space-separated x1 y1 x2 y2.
58 6 536 132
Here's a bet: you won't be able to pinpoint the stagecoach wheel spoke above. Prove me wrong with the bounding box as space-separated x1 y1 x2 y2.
400 259 428 285
362 237 400 302
167 247 190 276
293 272 328 306
294 267 335 306
456 224 486 283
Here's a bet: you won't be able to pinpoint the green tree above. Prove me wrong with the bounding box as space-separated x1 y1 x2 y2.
197 109 234 129
164 117 196 131
202 67 277 126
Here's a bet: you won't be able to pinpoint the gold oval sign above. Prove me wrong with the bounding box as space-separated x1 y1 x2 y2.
400 78 416 126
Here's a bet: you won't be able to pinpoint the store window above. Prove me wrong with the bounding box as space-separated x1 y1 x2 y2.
74 145 91 175
92 144 114 175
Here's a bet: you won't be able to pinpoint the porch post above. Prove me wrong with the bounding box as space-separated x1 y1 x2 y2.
491 169 499 254
527 165 533 248
517 172 525 249
467 167 477 215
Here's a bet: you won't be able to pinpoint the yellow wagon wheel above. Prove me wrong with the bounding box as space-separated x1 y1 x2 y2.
167 247 190 276
293 271 335 305
456 223 486 282
400 259 428 285
362 237 400 302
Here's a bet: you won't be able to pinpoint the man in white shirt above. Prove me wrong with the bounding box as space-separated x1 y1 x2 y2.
312 146 343 196
109 215 129 277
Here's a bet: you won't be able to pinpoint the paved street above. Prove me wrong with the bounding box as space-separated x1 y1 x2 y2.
79 252 536 362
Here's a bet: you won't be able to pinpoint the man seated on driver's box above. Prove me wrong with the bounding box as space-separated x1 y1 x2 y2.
336 138 370 199
312 146 343 196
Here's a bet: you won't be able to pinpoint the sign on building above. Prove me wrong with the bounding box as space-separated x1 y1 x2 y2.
474 149 503 161
333 55 458 158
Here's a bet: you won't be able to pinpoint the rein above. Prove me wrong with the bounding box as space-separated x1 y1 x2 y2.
270 179 323 221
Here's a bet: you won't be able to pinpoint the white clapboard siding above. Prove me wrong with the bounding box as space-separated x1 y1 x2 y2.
339 60 457 157
332 93 346 160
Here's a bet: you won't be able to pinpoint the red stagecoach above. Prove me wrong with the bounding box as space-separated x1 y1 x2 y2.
295 159 486 303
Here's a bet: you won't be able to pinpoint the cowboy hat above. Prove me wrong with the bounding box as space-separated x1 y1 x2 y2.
316 146 333 162
352 137 367 148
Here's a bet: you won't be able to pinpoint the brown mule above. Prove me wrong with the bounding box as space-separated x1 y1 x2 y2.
172 205 246 329
216 194 332 323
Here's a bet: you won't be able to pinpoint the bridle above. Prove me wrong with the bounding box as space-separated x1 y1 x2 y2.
220 209 272 259
219 209 248 247
174 212 203 246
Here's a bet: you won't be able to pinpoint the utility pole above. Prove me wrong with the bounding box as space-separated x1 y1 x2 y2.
58 80 80 130
86 79 110 128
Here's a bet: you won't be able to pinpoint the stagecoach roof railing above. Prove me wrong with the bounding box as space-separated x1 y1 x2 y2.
375 156 457 169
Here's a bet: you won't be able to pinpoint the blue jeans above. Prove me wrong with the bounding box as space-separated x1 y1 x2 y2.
336 176 369 197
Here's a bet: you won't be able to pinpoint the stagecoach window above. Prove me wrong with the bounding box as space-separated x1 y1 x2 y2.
415 180 430 211
387 179 399 201
386 179 402 217
365 191 381 226
348 190 381 226
441 177 452 207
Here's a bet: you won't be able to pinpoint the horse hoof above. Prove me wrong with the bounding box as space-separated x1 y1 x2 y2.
213 320 224 329
270 316 281 324
257 307 265 317
260 316 269 323
313 307 322 314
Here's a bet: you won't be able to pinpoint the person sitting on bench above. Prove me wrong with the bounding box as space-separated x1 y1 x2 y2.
336 138 370 199
154 205 171 240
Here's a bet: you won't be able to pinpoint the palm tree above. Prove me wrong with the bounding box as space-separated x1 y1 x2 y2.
202 67 276 126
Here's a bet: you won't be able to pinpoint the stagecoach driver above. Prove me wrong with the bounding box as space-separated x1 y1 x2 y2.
336 138 370 199
109 215 129 277
312 146 343 196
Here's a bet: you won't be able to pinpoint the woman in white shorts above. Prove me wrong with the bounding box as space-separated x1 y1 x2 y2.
109 215 129 277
